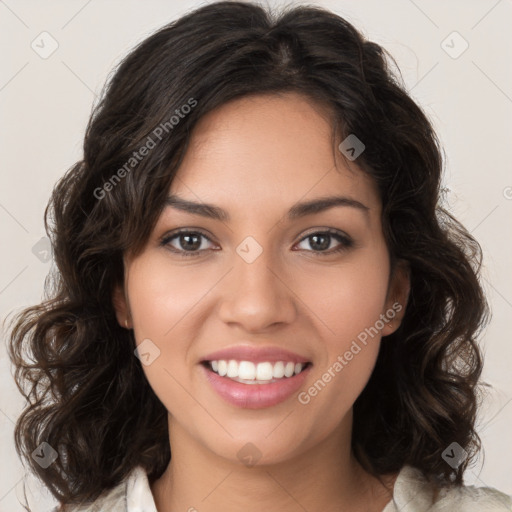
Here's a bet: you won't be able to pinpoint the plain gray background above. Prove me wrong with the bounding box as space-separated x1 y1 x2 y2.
1 0 511 510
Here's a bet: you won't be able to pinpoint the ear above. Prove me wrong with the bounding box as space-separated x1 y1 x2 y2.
112 282 132 329
381 260 410 337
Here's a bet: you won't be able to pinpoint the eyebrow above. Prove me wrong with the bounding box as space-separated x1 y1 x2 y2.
163 194 370 222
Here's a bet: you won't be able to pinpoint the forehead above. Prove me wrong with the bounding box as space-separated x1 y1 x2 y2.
169 92 380 214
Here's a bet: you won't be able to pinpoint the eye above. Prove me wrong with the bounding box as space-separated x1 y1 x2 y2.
294 229 353 256
159 229 217 257
159 228 353 258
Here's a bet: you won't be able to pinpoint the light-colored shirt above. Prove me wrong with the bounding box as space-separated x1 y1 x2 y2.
53 464 512 511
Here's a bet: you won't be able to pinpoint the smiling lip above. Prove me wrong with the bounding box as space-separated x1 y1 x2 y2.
200 344 312 409
201 345 310 365
202 363 311 409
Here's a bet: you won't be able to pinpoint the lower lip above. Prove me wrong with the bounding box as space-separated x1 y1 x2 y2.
202 364 311 409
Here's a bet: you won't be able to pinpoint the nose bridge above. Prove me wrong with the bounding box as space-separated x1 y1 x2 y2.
234 234 281 299
218 234 296 329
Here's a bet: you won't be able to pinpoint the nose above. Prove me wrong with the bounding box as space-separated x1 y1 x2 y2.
217 244 297 332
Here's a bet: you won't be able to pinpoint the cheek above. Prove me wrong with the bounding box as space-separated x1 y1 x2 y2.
296 250 390 341
125 257 213 410
127 256 214 339
294 251 389 424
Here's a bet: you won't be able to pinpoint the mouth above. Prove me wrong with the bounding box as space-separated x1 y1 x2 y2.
200 359 313 409
201 359 312 383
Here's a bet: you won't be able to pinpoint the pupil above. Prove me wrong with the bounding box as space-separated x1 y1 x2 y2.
181 234 200 250
310 234 329 251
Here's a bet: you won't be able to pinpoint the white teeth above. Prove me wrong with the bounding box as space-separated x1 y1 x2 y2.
256 362 273 381
272 361 285 378
217 360 227 377
227 360 238 378
284 362 295 378
208 359 307 381
238 361 256 380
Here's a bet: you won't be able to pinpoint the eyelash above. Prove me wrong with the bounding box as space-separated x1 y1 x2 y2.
159 228 354 258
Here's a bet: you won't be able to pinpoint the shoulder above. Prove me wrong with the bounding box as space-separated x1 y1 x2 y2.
51 465 156 512
385 465 512 512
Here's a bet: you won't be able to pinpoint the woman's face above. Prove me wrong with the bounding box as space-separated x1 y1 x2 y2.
114 92 409 466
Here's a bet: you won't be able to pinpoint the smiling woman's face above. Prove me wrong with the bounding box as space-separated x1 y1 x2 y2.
114 92 408 467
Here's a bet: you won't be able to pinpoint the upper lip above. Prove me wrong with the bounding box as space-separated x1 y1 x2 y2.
201 345 311 365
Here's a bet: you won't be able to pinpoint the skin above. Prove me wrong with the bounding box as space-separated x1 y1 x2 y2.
113 92 410 512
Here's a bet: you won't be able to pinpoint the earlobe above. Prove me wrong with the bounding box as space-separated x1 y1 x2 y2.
381 261 410 336
112 283 131 329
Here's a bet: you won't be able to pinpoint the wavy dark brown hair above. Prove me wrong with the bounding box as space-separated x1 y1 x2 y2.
6 1 489 509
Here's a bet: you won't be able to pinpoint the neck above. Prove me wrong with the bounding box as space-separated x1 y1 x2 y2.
151 413 396 512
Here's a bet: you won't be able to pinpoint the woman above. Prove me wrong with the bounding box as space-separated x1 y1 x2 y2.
7 1 512 511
